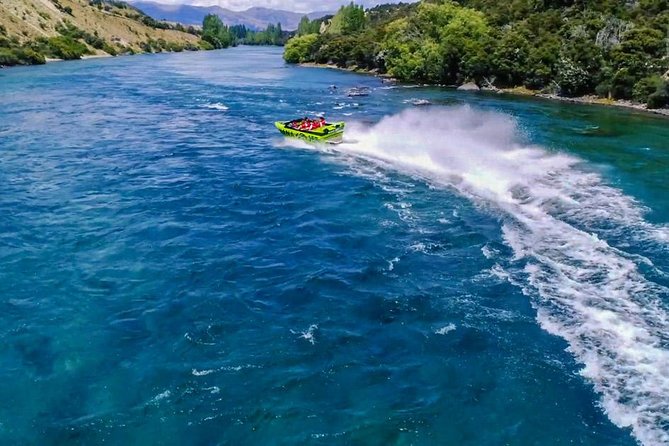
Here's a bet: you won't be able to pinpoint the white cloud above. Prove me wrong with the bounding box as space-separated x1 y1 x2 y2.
143 0 410 13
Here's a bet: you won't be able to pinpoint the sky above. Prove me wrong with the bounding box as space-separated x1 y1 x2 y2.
137 0 411 13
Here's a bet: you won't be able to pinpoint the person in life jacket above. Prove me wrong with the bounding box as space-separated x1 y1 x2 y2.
309 117 325 130
298 118 310 130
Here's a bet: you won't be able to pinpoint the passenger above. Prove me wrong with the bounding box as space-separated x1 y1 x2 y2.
308 117 323 129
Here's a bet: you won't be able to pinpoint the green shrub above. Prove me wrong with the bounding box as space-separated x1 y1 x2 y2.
595 80 613 98
166 42 184 52
139 41 153 53
0 48 19 65
609 68 636 100
56 22 84 39
16 48 46 64
102 43 117 56
0 47 46 66
646 79 669 109
199 39 214 50
632 76 663 103
46 36 89 59
283 34 318 63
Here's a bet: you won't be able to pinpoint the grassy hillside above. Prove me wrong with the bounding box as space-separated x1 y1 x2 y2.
285 1 669 109
0 0 204 66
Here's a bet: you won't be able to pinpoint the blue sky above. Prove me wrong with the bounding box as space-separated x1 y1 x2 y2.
140 0 411 13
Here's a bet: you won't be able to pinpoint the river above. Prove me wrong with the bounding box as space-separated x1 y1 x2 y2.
1 46 668 445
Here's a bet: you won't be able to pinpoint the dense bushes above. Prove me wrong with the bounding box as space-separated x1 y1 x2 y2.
635 76 669 109
0 33 88 66
284 0 669 108
43 36 90 59
55 21 112 52
284 34 319 63
0 47 46 66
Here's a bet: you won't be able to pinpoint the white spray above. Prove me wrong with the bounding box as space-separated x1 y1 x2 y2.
301 106 669 446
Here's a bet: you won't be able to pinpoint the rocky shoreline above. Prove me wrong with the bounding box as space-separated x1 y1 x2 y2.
534 93 669 117
299 62 669 118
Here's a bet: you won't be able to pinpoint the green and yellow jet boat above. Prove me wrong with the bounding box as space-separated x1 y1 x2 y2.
275 119 345 144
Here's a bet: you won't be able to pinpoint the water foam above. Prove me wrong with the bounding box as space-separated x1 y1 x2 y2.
315 107 669 445
292 324 318 345
435 323 456 335
203 103 229 111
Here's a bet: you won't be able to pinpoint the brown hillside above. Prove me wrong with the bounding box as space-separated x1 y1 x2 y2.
0 0 199 55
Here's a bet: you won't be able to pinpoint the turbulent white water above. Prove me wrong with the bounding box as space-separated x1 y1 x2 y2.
323 107 669 446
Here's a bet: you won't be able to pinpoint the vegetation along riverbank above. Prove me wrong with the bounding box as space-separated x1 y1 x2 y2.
284 1 669 111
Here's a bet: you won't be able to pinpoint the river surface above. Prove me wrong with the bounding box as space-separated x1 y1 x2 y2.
1 46 668 445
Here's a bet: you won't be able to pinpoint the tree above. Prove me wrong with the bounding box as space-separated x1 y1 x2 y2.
297 16 312 36
284 0 669 105
283 34 319 63
383 18 443 82
202 14 234 49
329 3 366 35
437 5 493 83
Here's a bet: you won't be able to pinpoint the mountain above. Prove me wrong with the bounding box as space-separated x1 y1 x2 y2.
128 1 332 30
0 0 202 66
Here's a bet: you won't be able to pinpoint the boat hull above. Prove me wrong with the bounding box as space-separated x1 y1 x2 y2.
275 121 345 143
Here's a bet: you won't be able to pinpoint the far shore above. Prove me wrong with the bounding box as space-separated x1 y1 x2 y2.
45 53 115 64
300 62 669 118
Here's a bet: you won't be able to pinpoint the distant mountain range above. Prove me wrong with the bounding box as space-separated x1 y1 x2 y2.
128 1 332 30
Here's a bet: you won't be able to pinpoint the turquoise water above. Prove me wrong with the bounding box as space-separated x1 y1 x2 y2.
1 46 668 445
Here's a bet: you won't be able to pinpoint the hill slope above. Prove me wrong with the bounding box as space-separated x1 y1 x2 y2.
0 0 202 66
129 1 331 30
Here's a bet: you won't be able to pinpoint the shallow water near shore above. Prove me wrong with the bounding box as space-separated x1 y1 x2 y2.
1 46 668 445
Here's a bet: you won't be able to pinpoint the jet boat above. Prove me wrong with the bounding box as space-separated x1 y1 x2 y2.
275 118 345 143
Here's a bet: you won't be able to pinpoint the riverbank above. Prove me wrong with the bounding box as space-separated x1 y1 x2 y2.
44 53 139 64
300 62 669 118
535 93 669 117
300 62 392 78
496 85 669 117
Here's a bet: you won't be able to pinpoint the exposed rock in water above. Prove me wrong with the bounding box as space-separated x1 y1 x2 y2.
457 82 480 91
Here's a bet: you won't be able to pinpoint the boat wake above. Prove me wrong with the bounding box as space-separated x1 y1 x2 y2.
308 107 669 446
